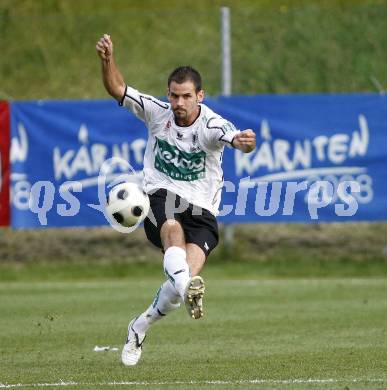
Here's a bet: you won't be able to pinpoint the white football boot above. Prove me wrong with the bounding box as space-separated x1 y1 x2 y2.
121 318 146 366
184 275 205 319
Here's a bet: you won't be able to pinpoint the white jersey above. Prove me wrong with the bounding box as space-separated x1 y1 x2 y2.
120 85 240 216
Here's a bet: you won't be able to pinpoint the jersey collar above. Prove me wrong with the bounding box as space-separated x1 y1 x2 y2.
173 105 202 128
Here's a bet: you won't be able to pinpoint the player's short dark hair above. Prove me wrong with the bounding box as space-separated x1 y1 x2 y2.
168 66 202 92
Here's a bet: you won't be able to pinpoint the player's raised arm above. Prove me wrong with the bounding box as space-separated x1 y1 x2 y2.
232 129 256 153
96 34 126 101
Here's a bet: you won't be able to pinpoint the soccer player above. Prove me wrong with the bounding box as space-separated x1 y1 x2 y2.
96 34 256 366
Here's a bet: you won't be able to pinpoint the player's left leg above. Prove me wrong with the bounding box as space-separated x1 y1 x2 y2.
186 243 206 276
182 206 219 319
183 243 206 319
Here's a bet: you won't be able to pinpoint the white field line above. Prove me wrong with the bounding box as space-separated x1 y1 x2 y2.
0 378 385 388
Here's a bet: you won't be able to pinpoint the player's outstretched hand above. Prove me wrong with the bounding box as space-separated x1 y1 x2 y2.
233 129 256 153
96 34 113 60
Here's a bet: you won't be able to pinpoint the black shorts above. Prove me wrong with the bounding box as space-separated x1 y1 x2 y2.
143 189 219 256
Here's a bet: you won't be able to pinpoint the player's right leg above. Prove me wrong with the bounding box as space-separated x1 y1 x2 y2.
159 219 208 321
143 189 194 301
122 190 199 366
122 190 187 366
160 220 191 298
122 280 181 366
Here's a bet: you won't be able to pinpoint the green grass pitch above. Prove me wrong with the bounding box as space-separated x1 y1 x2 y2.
1 277 386 389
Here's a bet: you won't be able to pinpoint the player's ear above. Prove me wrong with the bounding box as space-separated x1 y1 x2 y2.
197 89 204 103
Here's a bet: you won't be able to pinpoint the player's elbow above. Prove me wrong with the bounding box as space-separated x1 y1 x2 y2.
106 83 126 102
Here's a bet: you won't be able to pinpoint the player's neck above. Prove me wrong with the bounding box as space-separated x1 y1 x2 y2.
175 106 201 127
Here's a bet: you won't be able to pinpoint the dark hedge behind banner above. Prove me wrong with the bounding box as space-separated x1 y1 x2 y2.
7 93 387 228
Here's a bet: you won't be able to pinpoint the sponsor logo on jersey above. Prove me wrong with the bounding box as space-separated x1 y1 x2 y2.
154 137 206 181
163 120 171 135
190 146 201 153
190 133 200 152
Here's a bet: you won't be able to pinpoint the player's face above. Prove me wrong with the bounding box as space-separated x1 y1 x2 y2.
168 81 204 126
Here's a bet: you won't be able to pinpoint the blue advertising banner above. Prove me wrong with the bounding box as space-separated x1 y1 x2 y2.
10 100 147 228
210 94 387 223
10 94 387 228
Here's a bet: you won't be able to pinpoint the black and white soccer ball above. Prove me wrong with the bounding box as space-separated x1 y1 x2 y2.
106 182 150 227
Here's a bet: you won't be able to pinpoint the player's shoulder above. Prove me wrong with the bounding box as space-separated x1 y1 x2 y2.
140 92 170 111
199 104 224 128
124 86 170 111
200 103 218 118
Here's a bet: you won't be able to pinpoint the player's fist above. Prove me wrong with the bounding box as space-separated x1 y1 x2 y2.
96 34 113 60
233 129 256 153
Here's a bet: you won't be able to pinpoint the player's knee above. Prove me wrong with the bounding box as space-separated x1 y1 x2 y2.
161 220 185 248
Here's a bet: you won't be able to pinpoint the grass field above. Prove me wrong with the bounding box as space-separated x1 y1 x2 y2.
1 274 386 389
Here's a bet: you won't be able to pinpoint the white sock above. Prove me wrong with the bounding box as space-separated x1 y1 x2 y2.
132 280 181 334
163 246 190 299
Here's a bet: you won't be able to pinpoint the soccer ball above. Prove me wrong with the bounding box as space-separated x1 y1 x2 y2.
106 182 150 227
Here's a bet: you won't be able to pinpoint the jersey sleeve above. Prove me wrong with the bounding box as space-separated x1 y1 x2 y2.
119 85 169 124
204 116 240 150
